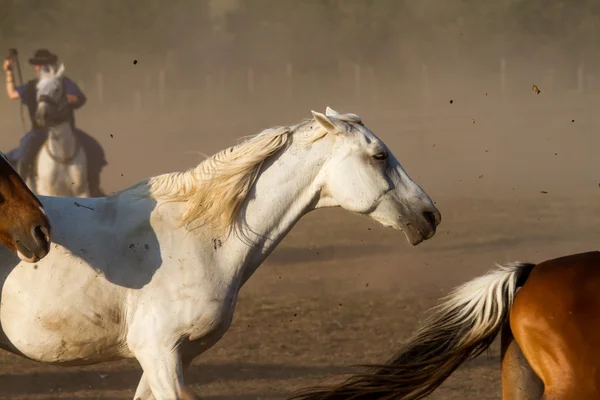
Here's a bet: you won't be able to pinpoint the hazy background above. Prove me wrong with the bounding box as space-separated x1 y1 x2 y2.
1 0 599 199
1 2 600 399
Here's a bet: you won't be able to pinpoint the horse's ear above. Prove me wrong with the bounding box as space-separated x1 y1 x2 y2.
325 106 363 125
311 110 346 135
55 63 65 78
325 106 341 117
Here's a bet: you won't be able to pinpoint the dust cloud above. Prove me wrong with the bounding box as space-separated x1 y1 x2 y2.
1 0 598 199
0 2 600 399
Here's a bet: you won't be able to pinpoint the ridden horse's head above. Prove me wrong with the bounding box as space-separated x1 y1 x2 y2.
312 107 441 246
0 153 52 262
35 63 68 128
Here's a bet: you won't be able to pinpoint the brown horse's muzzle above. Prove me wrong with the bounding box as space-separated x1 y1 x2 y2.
14 218 51 263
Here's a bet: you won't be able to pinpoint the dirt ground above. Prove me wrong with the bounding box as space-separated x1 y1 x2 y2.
0 196 599 400
1 49 600 398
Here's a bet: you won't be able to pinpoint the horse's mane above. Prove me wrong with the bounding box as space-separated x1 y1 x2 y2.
124 119 314 234
120 111 362 235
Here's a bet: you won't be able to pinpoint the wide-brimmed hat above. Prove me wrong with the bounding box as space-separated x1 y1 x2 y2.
28 49 58 66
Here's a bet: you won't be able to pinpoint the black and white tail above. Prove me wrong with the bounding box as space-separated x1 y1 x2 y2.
288 261 536 400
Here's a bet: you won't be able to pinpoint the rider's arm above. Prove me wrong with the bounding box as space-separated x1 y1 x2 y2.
4 60 27 103
4 69 21 100
63 77 86 110
7 82 27 104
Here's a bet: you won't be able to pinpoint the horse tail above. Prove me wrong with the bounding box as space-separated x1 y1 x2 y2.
287 261 536 400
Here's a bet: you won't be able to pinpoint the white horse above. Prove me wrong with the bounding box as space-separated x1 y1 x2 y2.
0 107 441 399
24 63 90 197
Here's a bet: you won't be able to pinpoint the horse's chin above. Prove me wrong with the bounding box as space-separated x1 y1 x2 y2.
17 250 39 263
15 242 40 263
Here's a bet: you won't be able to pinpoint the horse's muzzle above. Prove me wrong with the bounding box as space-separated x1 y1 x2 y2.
15 224 51 263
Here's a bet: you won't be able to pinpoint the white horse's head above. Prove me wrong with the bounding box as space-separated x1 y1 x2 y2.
313 107 441 246
35 63 67 127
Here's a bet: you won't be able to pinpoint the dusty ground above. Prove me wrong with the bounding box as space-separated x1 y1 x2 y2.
0 195 599 400
1 87 600 399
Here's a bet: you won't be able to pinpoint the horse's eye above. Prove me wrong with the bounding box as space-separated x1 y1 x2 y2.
373 152 388 161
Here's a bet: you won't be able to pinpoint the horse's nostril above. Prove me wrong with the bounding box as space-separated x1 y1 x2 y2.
33 225 50 244
422 211 437 228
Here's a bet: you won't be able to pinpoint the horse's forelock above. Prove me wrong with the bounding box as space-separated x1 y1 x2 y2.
39 63 65 81
37 67 66 97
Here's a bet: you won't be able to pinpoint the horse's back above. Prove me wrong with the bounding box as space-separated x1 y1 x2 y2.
510 251 600 397
0 195 149 364
0 192 194 365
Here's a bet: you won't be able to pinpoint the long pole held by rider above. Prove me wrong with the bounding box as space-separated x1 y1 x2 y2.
5 49 28 133
7 48 24 86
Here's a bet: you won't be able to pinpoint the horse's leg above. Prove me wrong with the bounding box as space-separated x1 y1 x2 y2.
70 163 91 198
132 345 198 400
133 379 199 400
75 181 92 198
133 350 200 400
34 153 55 196
500 322 544 400
131 301 234 400
133 373 153 400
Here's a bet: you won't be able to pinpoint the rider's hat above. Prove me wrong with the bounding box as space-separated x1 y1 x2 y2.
28 49 58 66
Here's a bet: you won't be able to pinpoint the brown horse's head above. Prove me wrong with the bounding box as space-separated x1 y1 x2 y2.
0 153 52 262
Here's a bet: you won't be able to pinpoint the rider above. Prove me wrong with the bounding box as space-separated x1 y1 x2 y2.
3 49 106 196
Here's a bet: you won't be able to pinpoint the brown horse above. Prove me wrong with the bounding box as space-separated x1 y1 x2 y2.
288 251 600 400
0 152 52 262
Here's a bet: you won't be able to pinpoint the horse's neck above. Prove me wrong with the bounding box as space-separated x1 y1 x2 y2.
47 122 77 160
219 136 332 286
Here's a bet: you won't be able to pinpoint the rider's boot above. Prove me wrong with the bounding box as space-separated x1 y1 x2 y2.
86 157 106 197
18 131 47 185
19 145 37 184
76 129 107 197
4 148 20 169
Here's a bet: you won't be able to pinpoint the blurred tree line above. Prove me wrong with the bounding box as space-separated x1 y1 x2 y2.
1 0 598 85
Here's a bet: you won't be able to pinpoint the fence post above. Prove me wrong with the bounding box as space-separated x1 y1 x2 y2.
286 63 293 102
205 74 214 106
500 58 507 99
158 69 166 106
133 91 142 114
354 63 361 104
421 64 429 103
577 62 584 94
96 72 104 106
367 66 377 103
247 67 255 95
546 68 555 93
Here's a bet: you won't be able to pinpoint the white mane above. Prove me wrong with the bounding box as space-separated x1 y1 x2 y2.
133 112 363 235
